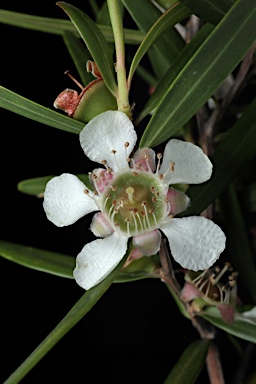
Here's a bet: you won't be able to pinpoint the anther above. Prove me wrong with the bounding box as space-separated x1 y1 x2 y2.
170 161 175 172
84 189 89 194
132 172 138 176
112 200 117 206
141 201 146 206
107 167 113 173
124 142 129 147
111 149 117 154
157 153 162 160
126 187 136 204
159 174 164 180
93 190 99 195
151 186 155 193
152 197 157 203
101 160 107 165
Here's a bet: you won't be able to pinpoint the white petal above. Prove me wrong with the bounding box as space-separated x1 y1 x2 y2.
73 232 128 290
161 217 226 271
159 139 213 184
80 111 137 172
43 173 98 227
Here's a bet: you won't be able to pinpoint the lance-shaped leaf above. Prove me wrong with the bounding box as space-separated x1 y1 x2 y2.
62 31 94 86
0 240 75 279
0 9 145 44
0 86 84 133
182 97 256 216
219 184 256 303
57 2 117 97
17 174 91 197
139 0 256 148
164 340 210 384
127 3 191 88
0 239 157 283
198 307 256 343
136 23 214 123
180 0 234 25
3 256 127 384
122 0 185 66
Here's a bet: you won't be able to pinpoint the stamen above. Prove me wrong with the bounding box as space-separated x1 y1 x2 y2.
125 218 130 238
126 187 136 204
212 262 230 285
65 70 85 91
193 270 208 286
83 188 96 202
144 154 153 174
103 194 110 209
150 210 158 226
131 210 138 234
170 161 175 172
156 153 162 174
135 211 143 230
130 158 136 168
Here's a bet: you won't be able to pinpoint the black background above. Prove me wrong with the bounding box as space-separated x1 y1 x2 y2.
0 1 247 383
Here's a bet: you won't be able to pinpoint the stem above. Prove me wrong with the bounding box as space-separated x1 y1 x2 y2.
158 239 215 340
206 343 225 384
107 0 131 118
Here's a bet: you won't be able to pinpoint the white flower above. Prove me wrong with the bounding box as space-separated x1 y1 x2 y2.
43 111 226 290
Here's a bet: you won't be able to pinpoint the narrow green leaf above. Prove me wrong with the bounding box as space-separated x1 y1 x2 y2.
18 176 54 197
182 97 256 216
198 307 256 343
0 240 75 279
0 237 159 283
0 9 145 44
3 256 127 384
57 2 117 96
136 23 214 123
128 3 191 87
96 1 112 25
164 340 210 384
219 184 256 302
180 0 234 25
17 174 91 197
246 183 256 212
139 0 256 148
122 0 185 65
0 86 84 133
62 31 94 86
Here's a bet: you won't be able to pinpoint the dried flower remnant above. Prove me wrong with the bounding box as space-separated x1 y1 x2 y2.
43 111 226 290
181 263 238 324
54 61 117 123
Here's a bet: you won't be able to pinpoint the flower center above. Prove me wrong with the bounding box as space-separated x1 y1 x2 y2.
102 171 167 236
